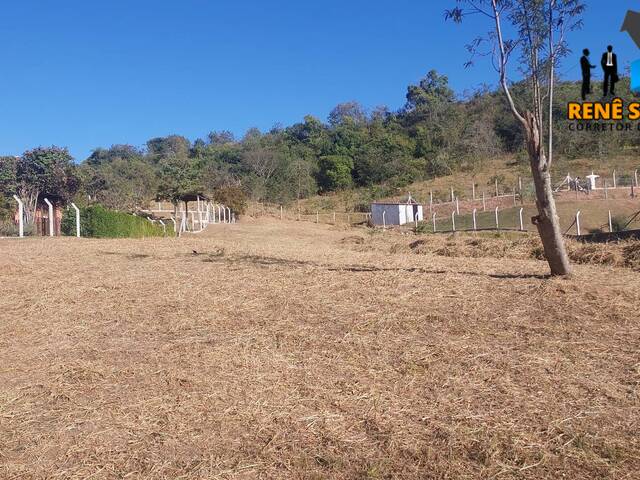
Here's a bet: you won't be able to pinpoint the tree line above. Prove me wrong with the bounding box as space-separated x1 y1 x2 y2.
1 70 639 224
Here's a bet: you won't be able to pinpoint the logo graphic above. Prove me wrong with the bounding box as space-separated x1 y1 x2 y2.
621 10 640 93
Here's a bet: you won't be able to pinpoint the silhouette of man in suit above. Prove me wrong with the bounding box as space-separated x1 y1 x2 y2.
580 49 595 100
601 45 618 96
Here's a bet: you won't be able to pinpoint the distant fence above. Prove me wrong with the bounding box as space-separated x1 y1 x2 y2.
1 194 236 239
144 198 236 235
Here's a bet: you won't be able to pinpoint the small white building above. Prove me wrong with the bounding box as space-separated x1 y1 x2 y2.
371 196 423 226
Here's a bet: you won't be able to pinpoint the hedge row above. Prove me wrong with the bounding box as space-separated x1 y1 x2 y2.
62 205 170 238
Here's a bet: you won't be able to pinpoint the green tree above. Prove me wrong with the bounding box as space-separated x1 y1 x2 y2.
317 155 354 191
0 156 18 221
16 147 80 225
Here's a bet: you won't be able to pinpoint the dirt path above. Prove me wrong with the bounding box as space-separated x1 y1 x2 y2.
1 219 639 479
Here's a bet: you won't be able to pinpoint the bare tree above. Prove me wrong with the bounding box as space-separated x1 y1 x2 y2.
243 148 280 200
446 0 585 276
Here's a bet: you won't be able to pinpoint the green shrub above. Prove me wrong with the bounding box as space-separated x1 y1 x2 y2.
62 205 170 238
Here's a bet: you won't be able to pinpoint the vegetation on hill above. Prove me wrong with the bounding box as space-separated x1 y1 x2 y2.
1 74 639 219
71 74 640 211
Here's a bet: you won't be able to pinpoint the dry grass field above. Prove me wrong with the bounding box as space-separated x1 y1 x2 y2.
1 219 639 479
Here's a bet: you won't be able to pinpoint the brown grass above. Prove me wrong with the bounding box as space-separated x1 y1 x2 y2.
1 219 639 479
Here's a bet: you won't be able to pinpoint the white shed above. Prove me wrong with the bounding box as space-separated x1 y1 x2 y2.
371 197 423 226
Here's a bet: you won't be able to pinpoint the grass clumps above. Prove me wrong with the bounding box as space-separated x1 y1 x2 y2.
61 205 170 238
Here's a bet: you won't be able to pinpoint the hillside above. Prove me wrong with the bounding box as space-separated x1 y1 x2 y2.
296 155 640 217
4 76 639 224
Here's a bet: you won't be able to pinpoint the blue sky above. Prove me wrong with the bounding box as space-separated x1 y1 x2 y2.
0 0 638 160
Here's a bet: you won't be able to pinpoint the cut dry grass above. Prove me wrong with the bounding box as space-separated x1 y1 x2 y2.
1 219 639 479
379 231 640 271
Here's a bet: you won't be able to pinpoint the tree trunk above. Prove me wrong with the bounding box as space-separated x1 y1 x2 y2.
524 111 571 276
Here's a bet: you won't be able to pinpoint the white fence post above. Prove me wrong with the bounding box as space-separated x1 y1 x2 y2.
280 205 283 220
482 191 486 211
613 170 617 189
472 209 477 231
576 210 581 236
451 211 456 232
450 186 455 202
170 216 177 232
432 213 437 233
12 195 24 238
608 210 613 232
494 207 499 231
70 202 81 237
604 180 608 199
158 219 166 234
43 198 54 237
316 211 319 224
519 207 524 231
635 169 639 188
227 207 231 224
382 211 386 229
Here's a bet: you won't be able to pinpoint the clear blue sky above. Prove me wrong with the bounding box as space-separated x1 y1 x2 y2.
0 0 637 160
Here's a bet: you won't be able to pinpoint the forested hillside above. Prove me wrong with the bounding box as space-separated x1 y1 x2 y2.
2 71 639 215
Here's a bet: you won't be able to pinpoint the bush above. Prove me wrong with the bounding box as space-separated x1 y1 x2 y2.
61 205 170 238
214 186 248 215
0 221 18 236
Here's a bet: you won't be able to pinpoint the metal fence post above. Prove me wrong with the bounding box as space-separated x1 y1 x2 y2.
519 207 524 231
576 210 581 236
608 210 613 232
495 207 499 231
70 202 81 237
12 195 24 238
43 198 54 237
432 213 437 233
472 209 477 231
451 211 456 232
